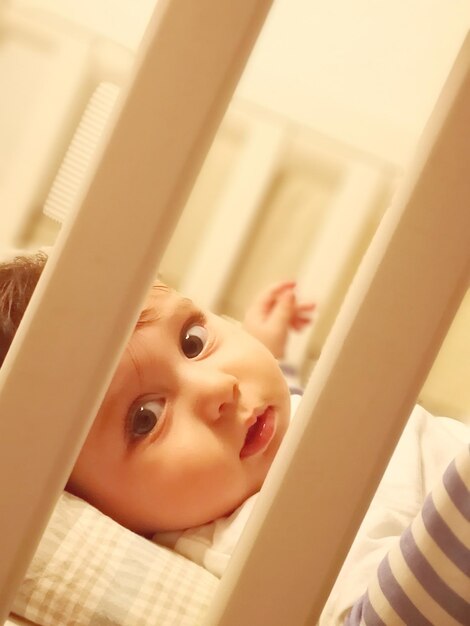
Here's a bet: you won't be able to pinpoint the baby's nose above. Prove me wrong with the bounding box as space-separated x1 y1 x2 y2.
195 371 238 422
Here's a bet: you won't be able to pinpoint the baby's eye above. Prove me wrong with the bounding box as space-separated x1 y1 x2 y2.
128 399 165 438
181 323 208 358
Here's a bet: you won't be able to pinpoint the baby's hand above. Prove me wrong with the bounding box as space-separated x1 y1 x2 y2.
243 281 315 358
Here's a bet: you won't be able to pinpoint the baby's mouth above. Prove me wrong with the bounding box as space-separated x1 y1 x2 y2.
240 407 275 459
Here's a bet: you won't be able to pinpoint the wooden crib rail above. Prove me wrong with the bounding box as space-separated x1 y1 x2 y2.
0 0 273 619
204 33 470 626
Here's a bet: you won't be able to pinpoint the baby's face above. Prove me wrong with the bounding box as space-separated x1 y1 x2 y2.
69 283 290 534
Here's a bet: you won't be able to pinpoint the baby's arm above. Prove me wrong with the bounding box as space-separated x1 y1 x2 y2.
345 445 470 625
243 281 315 359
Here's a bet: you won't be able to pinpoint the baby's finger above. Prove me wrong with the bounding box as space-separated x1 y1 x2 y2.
268 279 296 293
295 301 316 313
250 280 296 313
290 316 311 328
265 281 297 305
289 312 314 330
292 304 315 319
269 289 296 323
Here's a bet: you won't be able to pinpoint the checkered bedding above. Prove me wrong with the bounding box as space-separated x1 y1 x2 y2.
12 492 218 625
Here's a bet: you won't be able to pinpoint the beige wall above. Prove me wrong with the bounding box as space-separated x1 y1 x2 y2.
237 0 470 166
13 0 470 169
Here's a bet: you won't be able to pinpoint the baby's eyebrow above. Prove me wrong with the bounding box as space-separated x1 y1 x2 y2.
135 282 167 328
134 285 195 330
135 305 158 329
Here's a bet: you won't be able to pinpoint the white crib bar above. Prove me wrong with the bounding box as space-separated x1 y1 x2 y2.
0 0 273 619
181 119 285 310
204 34 470 626
286 161 388 369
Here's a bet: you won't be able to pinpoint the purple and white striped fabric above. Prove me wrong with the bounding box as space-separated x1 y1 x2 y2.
346 445 470 625
279 362 304 397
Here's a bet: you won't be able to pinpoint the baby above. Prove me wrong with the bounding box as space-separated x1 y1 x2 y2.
1 251 469 625
68 280 313 537
0 252 313 538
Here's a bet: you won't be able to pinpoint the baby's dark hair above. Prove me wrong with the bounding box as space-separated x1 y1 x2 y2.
0 252 47 368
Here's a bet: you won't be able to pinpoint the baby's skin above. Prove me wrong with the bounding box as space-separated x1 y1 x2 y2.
67 281 314 535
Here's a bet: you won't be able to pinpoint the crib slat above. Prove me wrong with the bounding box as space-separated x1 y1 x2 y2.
181 119 285 310
204 33 470 626
0 0 273 619
286 161 388 369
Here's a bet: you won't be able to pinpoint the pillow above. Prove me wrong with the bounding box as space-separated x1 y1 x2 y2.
12 492 218 626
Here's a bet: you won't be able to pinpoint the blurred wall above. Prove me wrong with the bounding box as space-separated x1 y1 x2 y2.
12 0 470 166
237 0 470 166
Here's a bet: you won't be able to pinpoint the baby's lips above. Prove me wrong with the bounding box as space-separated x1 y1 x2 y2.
239 407 275 459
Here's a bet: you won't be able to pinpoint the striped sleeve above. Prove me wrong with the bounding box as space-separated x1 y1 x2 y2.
345 445 470 626
279 362 304 397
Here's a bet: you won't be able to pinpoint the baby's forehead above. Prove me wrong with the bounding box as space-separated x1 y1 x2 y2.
136 282 197 328
135 282 167 326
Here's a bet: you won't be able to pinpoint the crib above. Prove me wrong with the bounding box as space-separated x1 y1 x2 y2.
0 1 469 625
